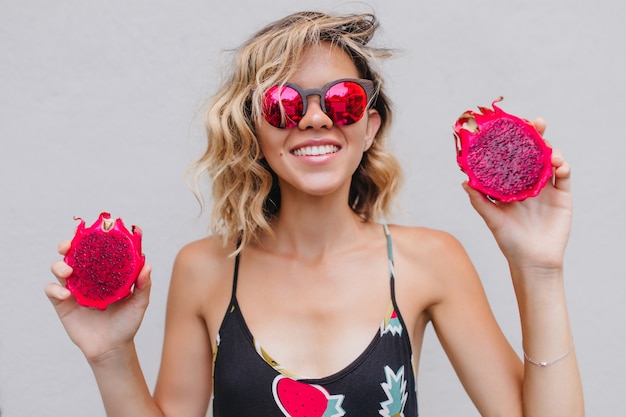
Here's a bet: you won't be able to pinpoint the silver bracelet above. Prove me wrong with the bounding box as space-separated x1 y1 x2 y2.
523 342 575 367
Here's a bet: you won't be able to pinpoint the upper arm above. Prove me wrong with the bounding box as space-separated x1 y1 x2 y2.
421 231 524 416
153 238 233 417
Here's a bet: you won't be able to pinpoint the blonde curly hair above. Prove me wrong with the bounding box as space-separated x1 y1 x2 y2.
188 11 403 254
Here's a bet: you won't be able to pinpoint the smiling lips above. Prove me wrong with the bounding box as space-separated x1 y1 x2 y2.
291 145 340 157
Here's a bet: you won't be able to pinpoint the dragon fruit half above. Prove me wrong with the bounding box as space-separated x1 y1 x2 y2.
64 212 145 310
454 97 553 202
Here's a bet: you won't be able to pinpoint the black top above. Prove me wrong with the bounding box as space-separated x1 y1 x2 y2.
212 225 418 416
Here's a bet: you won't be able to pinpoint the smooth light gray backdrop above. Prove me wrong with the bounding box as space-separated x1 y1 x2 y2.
1 1 624 416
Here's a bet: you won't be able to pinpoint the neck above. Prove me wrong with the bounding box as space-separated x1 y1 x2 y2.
261 189 371 262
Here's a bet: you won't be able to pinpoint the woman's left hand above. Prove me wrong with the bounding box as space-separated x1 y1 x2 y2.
463 118 573 272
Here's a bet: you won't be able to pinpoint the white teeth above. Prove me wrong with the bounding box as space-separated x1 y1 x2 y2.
292 145 339 156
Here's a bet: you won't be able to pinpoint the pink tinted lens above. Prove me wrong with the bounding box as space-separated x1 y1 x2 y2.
325 81 368 126
263 85 302 128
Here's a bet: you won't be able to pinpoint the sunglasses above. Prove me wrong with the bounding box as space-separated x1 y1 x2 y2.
262 78 375 129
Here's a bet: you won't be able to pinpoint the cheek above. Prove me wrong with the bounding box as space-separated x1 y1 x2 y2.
260 142 286 158
257 128 288 159
342 122 369 146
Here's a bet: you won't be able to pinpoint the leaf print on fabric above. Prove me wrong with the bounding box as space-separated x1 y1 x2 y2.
378 365 408 417
273 375 346 417
380 302 403 336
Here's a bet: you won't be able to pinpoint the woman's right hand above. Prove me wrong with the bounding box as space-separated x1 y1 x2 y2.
45 240 152 363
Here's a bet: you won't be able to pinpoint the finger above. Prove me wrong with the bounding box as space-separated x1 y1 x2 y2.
532 117 546 136
44 282 72 307
551 148 564 164
135 264 152 289
58 240 71 256
50 260 73 286
553 158 571 193
131 264 152 307
462 182 501 229
548 148 571 191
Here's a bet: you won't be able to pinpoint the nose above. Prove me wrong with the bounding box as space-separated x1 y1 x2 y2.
298 94 332 130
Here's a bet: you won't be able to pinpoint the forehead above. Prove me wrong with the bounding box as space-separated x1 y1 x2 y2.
288 42 360 87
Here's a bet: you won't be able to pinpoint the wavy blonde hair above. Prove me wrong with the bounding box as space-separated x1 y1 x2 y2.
188 11 403 253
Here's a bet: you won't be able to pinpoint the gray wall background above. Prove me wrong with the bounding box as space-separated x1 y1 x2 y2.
1 0 624 415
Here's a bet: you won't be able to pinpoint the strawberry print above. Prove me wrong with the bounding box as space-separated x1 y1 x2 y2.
273 375 345 417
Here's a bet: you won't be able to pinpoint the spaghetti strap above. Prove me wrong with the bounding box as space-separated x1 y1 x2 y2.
383 224 399 305
231 253 241 300
383 223 394 268
231 235 243 300
383 224 395 275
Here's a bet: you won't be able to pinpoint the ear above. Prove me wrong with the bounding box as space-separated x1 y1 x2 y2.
363 109 382 151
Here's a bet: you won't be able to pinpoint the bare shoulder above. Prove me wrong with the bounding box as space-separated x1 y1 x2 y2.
168 235 237 335
390 225 523 414
387 224 470 266
154 236 235 411
387 224 478 307
172 235 236 286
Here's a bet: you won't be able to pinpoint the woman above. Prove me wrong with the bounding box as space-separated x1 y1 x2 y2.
47 11 584 416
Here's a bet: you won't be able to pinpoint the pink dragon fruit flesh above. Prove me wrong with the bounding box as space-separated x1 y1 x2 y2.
454 97 553 202
64 212 145 310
